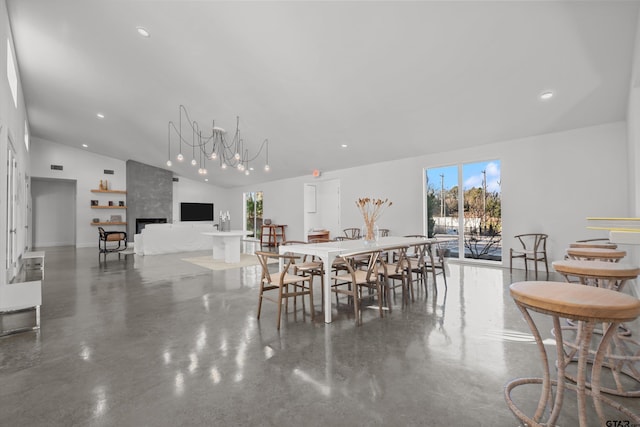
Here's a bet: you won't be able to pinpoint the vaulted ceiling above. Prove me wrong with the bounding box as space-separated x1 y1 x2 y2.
7 1 640 187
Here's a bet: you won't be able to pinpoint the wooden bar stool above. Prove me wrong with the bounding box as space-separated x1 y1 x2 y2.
505 281 640 426
565 247 626 262
553 260 640 397
552 260 640 291
259 224 287 247
570 242 618 250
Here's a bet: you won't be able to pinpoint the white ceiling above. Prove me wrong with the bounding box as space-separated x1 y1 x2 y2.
7 1 640 188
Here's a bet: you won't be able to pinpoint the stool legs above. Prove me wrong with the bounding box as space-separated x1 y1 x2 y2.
505 302 640 426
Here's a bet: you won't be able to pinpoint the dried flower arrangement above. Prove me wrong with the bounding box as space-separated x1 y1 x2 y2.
356 197 392 241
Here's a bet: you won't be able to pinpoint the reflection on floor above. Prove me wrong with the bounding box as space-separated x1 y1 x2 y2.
1 246 639 426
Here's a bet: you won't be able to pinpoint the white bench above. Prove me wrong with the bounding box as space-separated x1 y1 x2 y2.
0 251 44 336
23 251 45 279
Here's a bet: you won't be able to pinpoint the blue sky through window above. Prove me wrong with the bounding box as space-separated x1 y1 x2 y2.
426 160 501 193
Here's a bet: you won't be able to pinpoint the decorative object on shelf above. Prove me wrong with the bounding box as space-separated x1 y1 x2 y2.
91 200 98 206
110 214 122 223
92 218 100 223
119 201 125 207
356 197 392 242
166 105 270 176
264 218 272 225
108 201 114 206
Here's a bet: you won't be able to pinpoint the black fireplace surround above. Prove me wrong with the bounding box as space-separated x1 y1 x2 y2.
136 218 167 234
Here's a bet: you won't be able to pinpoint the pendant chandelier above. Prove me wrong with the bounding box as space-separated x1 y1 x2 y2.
166 105 270 176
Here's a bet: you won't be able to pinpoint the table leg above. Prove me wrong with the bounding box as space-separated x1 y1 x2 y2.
224 236 241 263
323 254 336 323
212 238 224 260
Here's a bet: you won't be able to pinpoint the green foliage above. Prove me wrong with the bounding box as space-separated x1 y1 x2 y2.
426 192 437 237
245 192 264 237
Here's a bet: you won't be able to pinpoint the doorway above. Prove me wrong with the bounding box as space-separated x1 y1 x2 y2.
32 178 77 247
243 191 263 239
304 179 340 240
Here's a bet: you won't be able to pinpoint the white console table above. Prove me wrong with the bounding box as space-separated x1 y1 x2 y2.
203 231 251 263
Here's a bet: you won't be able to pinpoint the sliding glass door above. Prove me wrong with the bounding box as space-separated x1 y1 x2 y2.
243 191 263 239
425 160 501 261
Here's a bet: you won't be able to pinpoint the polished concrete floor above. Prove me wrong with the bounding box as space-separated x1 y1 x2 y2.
1 246 640 426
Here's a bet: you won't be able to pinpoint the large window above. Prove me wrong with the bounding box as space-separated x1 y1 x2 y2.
425 160 501 261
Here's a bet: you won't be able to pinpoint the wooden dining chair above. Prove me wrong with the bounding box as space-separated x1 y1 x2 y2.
509 233 549 279
424 240 447 292
343 228 361 239
377 245 411 308
332 249 383 325
408 242 431 297
281 241 325 308
255 251 314 329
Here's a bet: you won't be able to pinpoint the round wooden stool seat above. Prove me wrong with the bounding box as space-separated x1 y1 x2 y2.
570 242 618 250
510 281 640 322
552 260 640 288
565 247 626 262
505 281 640 426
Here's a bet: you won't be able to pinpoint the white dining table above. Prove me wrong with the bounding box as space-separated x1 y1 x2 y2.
279 236 437 323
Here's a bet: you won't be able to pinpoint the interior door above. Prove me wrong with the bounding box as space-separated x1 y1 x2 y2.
6 141 17 280
304 179 340 239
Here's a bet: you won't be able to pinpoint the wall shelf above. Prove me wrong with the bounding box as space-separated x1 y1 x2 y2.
91 206 126 209
91 222 127 226
91 189 127 194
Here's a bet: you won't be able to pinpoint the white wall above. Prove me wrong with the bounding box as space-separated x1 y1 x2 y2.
30 138 127 248
32 178 76 247
627 8 640 267
232 122 629 271
172 176 231 224
31 138 234 247
0 0 31 285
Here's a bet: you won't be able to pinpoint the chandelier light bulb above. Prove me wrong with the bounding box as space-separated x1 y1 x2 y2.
264 164 270 172
167 108 269 180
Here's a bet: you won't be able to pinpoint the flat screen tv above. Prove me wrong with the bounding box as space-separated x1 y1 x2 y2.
180 202 214 222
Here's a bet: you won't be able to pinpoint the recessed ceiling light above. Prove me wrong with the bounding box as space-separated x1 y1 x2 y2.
82 144 88 148
539 91 554 101
96 113 105 119
204 178 209 182
341 144 348 148
136 27 150 38
249 167 254 171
